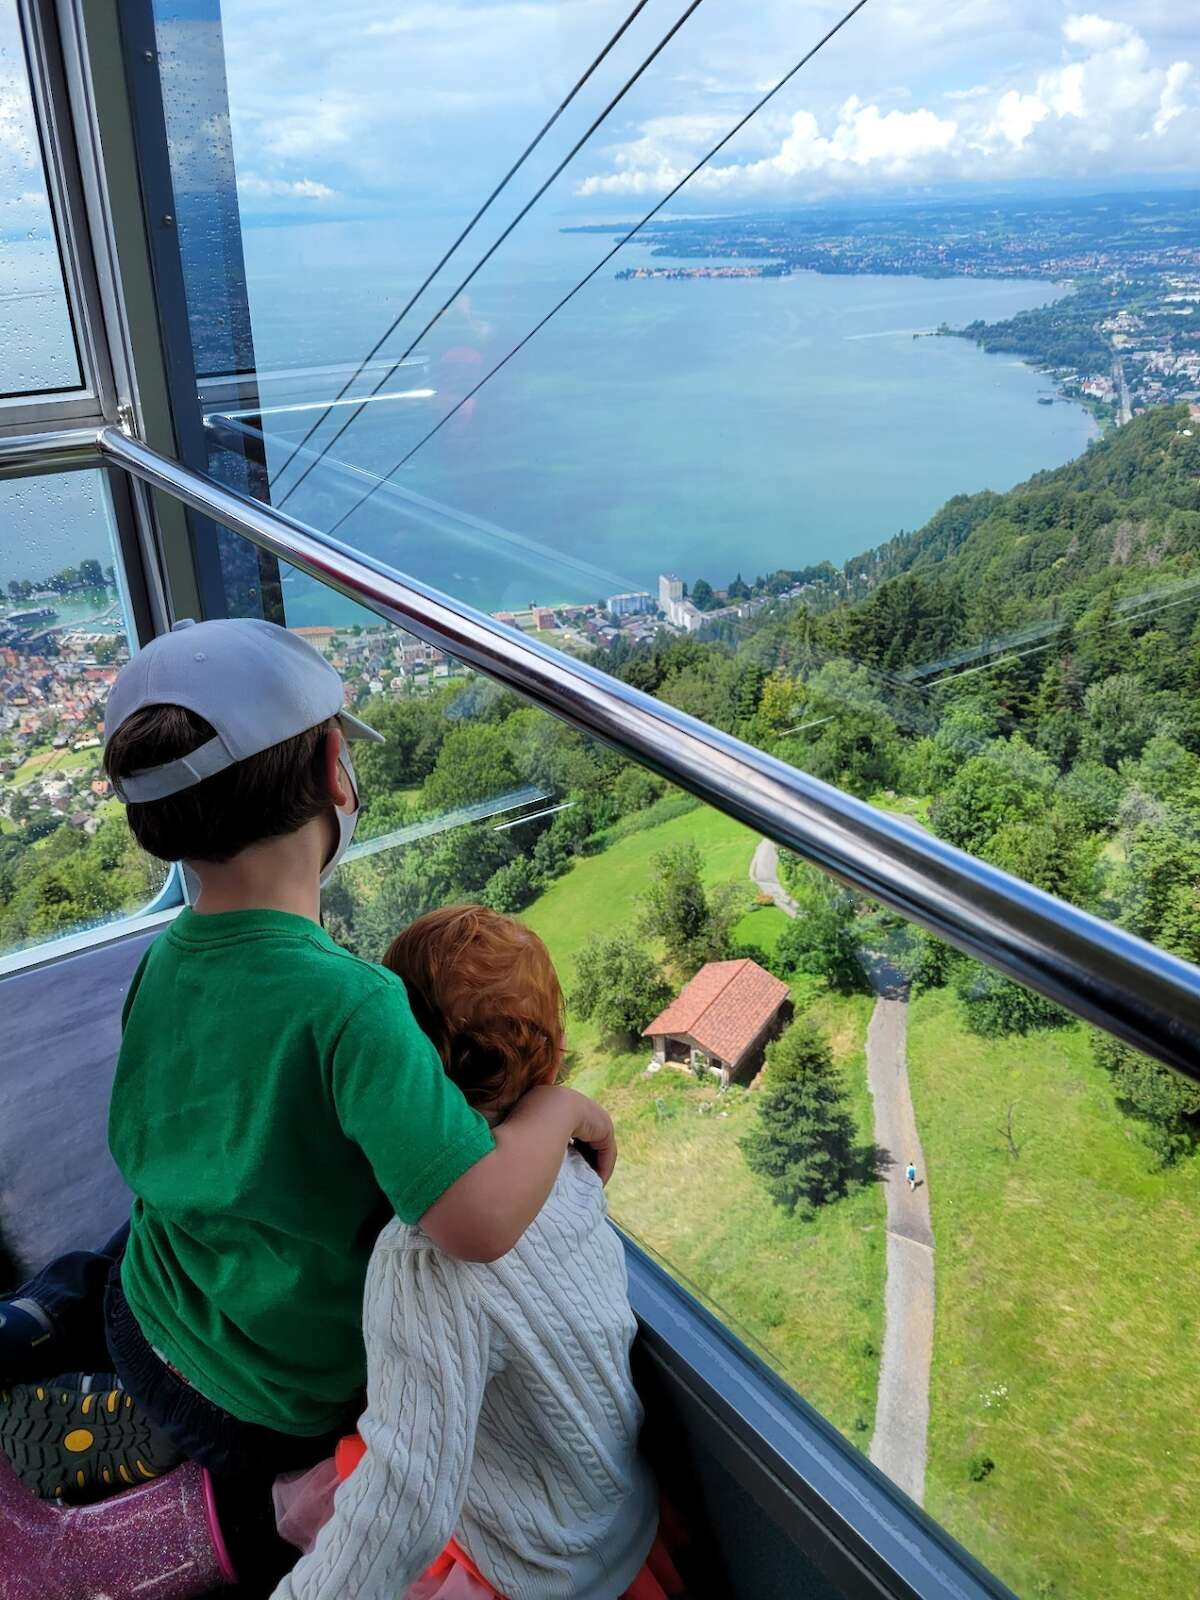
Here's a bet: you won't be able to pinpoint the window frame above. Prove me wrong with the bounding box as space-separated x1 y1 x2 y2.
0 0 119 432
0 1 187 973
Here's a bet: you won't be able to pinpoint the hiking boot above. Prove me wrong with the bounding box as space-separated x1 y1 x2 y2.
0 1299 62 1383
0 1375 183 1503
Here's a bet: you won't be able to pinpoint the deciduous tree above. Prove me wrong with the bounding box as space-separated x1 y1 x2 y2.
774 877 867 992
1092 1032 1200 1166
638 842 745 973
422 723 519 812
572 937 672 1042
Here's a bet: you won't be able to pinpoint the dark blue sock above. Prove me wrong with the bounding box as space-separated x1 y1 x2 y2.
0 1298 58 1379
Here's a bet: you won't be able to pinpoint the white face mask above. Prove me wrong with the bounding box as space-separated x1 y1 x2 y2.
179 744 362 905
321 749 360 889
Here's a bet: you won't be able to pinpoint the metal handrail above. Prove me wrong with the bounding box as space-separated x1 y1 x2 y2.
4 423 1199 1079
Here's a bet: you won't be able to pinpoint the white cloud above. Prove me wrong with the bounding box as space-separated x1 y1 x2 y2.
1061 13 1133 51
989 90 1049 149
577 13 1198 200
581 99 960 197
237 174 337 200
363 2 557 37
258 98 357 161
1154 60 1192 135
123 0 1198 220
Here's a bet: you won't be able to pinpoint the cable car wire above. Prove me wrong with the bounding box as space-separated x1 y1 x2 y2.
275 0 708 508
268 0 655 494
324 0 872 535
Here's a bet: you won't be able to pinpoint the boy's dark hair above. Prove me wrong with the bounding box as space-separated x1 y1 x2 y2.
104 705 336 863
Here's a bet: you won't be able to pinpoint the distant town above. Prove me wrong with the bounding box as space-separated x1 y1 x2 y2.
597 191 1200 422
0 562 822 842
0 600 459 841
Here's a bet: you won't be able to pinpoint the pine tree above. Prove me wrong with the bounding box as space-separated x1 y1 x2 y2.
734 661 766 723
740 1023 855 1213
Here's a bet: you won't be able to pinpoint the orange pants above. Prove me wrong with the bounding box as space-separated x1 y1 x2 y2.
418 1531 683 1600
335 1434 685 1600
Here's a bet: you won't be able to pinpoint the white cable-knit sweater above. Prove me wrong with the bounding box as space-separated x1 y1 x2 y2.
273 1151 658 1600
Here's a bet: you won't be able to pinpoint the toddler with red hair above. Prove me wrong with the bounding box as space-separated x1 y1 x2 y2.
273 906 682 1600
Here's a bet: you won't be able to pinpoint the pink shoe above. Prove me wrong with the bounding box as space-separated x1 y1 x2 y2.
0 1444 236 1599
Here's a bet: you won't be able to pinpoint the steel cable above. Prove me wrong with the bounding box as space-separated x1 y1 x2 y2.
325 0 872 535
275 0 708 508
266 0 656 495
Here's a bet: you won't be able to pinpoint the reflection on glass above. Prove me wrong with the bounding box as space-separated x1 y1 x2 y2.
0 472 168 955
0 0 80 395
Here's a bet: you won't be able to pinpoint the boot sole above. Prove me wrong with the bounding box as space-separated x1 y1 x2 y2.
0 1380 182 1502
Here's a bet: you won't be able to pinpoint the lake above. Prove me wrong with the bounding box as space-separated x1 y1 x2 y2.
236 218 1097 621
1 221 1098 618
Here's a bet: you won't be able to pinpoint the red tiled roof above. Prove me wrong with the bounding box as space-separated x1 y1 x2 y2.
643 959 791 1066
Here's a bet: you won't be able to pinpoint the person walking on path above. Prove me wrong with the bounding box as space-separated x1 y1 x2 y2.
906 1161 917 1193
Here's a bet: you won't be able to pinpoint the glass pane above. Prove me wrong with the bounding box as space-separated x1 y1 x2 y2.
0 471 170 956
276 553 1196 1600
151 5 1200 1592
311 602 890 1449
0 0 81 394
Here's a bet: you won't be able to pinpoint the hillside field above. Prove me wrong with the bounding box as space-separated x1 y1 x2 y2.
908 990 1200 1600
521 803 886 1440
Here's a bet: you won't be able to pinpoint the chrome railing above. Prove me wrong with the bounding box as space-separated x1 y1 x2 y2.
4 422 1200 1081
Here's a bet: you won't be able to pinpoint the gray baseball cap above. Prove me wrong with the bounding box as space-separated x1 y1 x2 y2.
105 618 382 803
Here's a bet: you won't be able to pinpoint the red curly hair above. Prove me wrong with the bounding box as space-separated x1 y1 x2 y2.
383 904 565 1122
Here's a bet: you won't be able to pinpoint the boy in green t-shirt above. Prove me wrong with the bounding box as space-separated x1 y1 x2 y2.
0 618 615 1583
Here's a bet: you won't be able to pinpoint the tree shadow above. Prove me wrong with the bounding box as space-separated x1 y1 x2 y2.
856 1142 894 1186
859 950 911 1000
596 1028 642 1056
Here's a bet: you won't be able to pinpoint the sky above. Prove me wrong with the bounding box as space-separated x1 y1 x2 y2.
1 1 1196 239
193 0 1199 220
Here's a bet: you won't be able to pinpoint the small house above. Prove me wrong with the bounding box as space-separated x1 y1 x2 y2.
643 958 792 1087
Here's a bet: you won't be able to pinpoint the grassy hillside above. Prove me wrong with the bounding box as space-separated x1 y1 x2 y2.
907 990 1200 1600
521 804 886 1441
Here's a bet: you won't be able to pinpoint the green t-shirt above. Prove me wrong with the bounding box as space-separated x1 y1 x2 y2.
108 908 494 1435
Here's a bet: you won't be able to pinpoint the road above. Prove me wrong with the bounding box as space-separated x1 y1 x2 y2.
865 991 934 1505
1113 354 1132 425
750 836 799 917
749 837 935 1505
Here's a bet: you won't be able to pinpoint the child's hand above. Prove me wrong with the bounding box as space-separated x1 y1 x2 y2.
566 1090 617 1185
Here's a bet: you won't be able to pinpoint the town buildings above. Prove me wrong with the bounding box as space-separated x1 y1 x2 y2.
0 614 452 838
606 591 655 619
